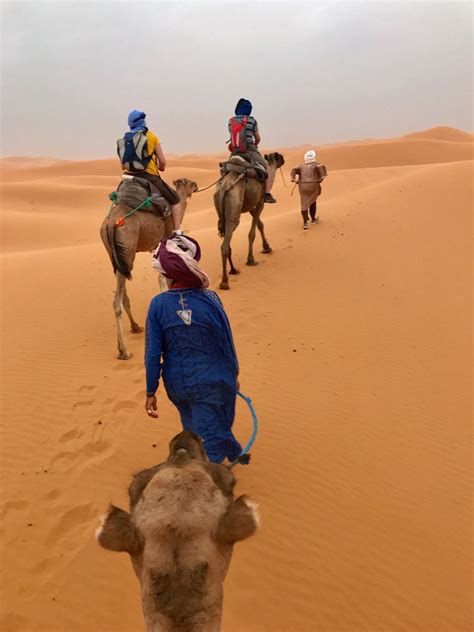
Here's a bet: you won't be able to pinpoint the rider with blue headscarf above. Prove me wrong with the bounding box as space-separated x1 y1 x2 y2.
120 110 183 233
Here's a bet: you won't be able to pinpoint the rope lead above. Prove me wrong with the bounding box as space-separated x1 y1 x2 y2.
230 391 258 467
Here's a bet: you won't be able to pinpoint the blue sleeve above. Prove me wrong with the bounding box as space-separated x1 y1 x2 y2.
145 297 163 394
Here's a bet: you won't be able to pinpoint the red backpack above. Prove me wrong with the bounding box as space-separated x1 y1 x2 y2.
228 116 249 153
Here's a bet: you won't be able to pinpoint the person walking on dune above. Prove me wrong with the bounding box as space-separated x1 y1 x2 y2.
144 234 242 464
291 149 327 230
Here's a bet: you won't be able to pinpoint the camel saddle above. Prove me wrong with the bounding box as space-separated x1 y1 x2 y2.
115 175 171 218
219 155 267 182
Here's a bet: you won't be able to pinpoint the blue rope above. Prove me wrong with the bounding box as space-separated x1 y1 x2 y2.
233 391 258 465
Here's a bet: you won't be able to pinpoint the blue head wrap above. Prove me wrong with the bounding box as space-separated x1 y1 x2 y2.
235 99 252 116
128 110 147 131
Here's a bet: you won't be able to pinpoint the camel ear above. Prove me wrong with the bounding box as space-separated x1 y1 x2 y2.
264 154 269 161
96 505 143 555
216 495 260 545
129 465 162 510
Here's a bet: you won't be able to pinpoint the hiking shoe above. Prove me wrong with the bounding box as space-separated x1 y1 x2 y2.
303 222 309 230
311 218 319 224
264 193 277 204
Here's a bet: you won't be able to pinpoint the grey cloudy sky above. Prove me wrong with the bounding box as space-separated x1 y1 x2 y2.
1 1 472 159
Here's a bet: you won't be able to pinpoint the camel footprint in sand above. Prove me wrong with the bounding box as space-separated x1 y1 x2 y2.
72 400 94 408
47 503 97 546
1 500 30 519
58 427 85 444
50 440 113 471
112 400 139 412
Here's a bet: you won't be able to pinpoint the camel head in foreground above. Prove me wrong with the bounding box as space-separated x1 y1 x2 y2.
96 431 260 632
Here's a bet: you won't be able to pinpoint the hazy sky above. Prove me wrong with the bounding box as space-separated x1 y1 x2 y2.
1 1 472 159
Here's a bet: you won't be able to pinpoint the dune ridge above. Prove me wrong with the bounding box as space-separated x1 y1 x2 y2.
1 127 472 632
2 125 472 180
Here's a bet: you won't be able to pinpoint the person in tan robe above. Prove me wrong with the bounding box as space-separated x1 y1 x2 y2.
291 149 326 230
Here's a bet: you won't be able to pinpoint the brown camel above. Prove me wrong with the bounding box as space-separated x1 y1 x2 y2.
100 178 197 359
96 431 260 632
214 152 285 290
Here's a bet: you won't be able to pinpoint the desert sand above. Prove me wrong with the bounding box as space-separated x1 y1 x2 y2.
0 126 472 631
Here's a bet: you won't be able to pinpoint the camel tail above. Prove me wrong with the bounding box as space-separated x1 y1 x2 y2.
106 221 132 280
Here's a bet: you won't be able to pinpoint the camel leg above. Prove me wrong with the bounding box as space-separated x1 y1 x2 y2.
220 240 230 290
220 224 238 290
246 214 259 266
113 273 133 360
122 286 143 334
257 216 272 254
228 246 240 275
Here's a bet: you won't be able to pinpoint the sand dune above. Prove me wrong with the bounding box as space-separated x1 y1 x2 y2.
401 125 474 142
2 125 472 183
1 180 115 210
1 128 472 632
0 158 120 182
0 156 69 170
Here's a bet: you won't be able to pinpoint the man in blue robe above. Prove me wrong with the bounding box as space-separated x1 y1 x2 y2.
145 235 242 464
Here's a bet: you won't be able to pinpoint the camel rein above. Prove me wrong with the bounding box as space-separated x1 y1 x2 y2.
194 177 224 193
196 161 286 195
194 170 253 194
196 163 286 195
230 391 259 467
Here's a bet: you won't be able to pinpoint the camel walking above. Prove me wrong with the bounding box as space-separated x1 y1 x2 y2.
214 152 284 290
100 178 197 359
96 431 260 632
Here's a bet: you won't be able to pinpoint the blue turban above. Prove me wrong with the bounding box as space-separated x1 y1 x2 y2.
235 98 252 116
128 110 147 131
